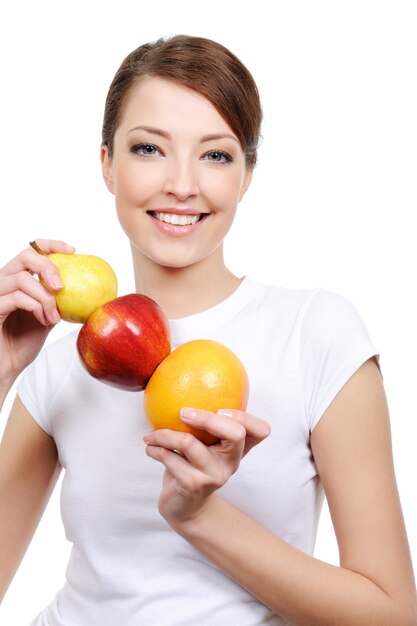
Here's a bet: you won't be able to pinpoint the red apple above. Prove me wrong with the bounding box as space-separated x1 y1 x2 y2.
77 294 171 391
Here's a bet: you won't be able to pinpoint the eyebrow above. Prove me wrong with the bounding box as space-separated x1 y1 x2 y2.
126 125 239 144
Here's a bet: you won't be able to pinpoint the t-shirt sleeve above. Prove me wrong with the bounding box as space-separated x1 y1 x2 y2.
16 331 78 436
300 289 380 433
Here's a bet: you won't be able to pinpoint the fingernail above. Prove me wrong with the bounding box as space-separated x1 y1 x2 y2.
52 309 61 324
180 407 197 421
143 433 152 443
51 276 63 290
217 409 233 418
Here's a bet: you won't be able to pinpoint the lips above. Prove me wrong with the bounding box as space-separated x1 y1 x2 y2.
147 209 209 236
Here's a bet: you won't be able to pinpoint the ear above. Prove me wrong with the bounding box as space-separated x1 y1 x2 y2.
101 145 114 194
239 169 253 202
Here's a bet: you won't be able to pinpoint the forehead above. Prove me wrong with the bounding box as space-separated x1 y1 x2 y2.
117 76 236 137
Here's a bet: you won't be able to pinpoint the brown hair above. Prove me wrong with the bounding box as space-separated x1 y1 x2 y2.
102 35 262 170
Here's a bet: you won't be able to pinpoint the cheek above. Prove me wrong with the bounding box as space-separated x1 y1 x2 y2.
201 170 245 210
113 164 163 202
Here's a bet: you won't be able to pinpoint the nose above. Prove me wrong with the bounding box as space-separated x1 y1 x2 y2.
162 155 199 201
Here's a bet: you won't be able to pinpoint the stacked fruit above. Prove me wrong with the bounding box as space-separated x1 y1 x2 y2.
36 245 249 442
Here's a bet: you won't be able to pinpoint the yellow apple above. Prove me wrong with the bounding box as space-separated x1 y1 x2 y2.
44 253 118 323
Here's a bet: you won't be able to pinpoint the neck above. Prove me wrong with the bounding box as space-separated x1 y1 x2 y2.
131 246 242 319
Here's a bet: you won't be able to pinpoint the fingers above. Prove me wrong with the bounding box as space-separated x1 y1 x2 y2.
180 407 247 444
0 290 50 326
2 240 74 293
144 408 271 460
144 409 271 481
180 407 271 456
145 428 215 472
0 272 60 325
145 437 214 490
216 409 272 441
216 409 272 455
0 239 73 327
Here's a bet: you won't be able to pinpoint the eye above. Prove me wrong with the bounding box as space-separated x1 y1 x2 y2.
130 143 162 157
203 150 233 164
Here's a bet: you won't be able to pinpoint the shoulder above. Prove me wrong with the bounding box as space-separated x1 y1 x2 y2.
298 287 374 351
302 286 362 317
33 327 80 371
16 328 81 434
247 277 355 323
294 288 379 431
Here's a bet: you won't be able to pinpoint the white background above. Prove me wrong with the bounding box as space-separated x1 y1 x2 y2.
0 1 416 622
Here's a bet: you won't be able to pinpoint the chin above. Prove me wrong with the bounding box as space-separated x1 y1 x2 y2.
154 254 204 270
130 234 223 271
148 243 216 270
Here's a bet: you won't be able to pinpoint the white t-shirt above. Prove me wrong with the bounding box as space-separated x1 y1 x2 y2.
17 277 379 626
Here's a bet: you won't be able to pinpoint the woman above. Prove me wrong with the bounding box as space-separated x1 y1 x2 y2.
0 35 416 625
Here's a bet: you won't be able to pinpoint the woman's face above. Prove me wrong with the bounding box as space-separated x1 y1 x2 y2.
101 76 252 270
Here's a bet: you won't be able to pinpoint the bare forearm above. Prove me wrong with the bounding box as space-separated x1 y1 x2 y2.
172 496 415 626
0 378 14 413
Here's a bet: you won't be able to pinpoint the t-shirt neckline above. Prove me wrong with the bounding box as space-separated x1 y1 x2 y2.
169 275 258 343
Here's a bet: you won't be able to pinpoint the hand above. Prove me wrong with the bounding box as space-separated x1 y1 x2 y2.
0 239 75 388
143 408 271 527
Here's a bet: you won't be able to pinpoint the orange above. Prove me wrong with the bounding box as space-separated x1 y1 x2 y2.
143 339 249 445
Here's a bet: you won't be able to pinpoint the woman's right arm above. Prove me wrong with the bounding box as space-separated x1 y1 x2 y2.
0 238 75 410
0 239 74 599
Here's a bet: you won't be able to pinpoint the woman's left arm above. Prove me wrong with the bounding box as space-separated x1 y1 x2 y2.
145 358 417 625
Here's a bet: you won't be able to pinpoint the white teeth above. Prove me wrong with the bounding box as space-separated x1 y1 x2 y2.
153 212 201 225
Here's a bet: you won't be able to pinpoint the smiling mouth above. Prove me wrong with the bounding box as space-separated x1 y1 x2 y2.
148 211 209 226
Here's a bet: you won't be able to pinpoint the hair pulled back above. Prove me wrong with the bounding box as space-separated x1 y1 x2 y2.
102 35 262 170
